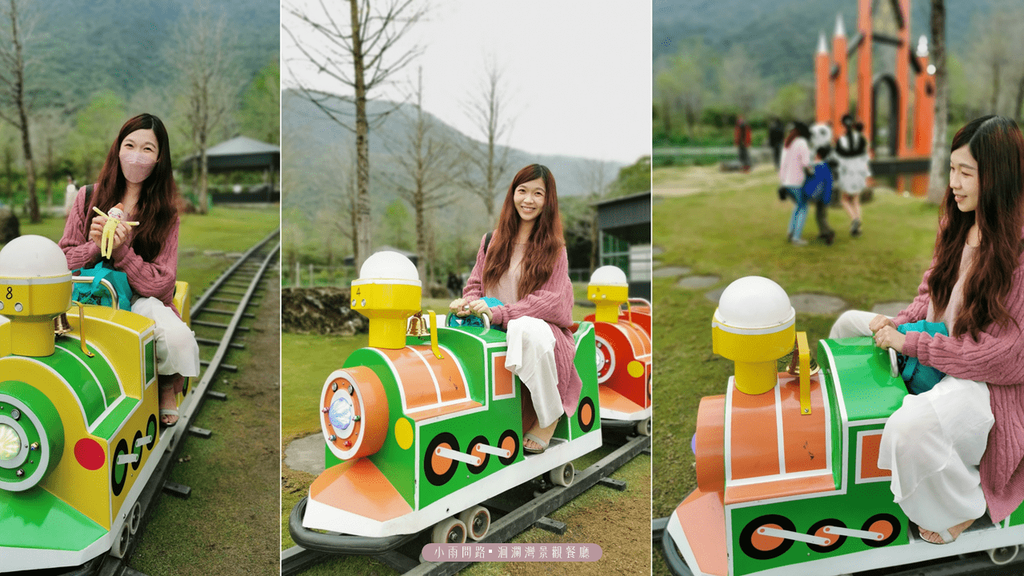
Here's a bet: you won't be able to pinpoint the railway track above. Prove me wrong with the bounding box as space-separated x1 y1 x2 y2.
282 432 651 576
27 229 281 576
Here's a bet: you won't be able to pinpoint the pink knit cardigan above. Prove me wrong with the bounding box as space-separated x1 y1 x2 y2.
463 234 582 416
59 185 181 313
896 252 1024 522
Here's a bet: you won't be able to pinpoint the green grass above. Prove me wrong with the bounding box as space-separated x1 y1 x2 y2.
651 164 941 573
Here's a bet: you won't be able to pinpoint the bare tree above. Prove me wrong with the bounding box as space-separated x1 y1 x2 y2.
387 68 458 282
574 160 612 273
285 0 426 269
173 0 239 214
927 0 949 204
458 58 515 219
719 45 762 117
0 0 39 222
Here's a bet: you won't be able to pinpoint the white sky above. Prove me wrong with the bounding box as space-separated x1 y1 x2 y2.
282 0 652 165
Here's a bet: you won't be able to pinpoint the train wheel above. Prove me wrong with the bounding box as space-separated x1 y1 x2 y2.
548 462 575 487
806 519 846 553
110 522 131 558
432 518 467 544
635 417 652 437
497 430 519 466
861 513 900 548
459 506 491 541
739 514 796 560
424 433 459 487
130 430 143 470
128 502 142 535
466 435 490 474
988 545 1019 565
111 438 129 497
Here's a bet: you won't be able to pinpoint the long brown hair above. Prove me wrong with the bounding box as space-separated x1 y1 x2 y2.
87 113 179 262
482 164 565 300
929 115 1024 338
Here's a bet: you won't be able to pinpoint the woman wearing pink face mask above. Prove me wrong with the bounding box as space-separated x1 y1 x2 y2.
59 113 199 426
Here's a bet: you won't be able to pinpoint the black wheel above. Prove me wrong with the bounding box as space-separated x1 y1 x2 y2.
806 518 846 553
577 396 596 433
424 433 459 486
497 429 519 465
466 435 489 474
145 414 157 450
739 514 795 560
861 513 901 547
130 430 143 470
111 438 129 496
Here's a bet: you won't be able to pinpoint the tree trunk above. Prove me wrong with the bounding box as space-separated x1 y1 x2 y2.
351 0 372 270
1015 73 1024 123
9 0 35 222
926 0 949 205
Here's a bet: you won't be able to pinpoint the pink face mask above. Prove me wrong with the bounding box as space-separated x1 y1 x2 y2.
119 151 156 183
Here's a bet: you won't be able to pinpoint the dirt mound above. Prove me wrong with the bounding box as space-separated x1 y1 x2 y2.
282 287 369 335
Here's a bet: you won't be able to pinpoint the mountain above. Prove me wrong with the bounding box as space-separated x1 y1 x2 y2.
29 0 279 113
281 88 627 222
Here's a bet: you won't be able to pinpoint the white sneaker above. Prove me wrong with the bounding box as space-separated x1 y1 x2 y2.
791 238 808 246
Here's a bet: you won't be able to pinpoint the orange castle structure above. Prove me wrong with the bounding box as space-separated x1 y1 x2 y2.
815 0 935 159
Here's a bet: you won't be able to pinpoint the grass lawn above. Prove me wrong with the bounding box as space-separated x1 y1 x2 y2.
651 163 942 575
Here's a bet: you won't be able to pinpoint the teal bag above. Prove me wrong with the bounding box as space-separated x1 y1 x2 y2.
447 297 506 332
72 261 133 311
896 320 948 394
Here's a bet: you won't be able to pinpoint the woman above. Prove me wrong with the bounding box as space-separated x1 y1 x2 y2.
835 115 870 236
779 121 813 245
59 113 200 427
449 164 579 454
829 116 1024 544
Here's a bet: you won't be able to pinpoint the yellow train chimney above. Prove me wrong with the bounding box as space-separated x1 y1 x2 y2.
712 277 795 395
0 235 72 357
351 251 421 349
588 265 629 323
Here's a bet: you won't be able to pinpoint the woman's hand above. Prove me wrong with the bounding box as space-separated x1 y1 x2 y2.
869 314 897 333
109 221 130 252
873 325 906 353
88 215 107 249
449 298 469 317
466 299 493 322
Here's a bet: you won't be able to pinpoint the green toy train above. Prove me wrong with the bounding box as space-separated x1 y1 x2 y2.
666 276 1024 576
0 235 192 572
291 251 604 547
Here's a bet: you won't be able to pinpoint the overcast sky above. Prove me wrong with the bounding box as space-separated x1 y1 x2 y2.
282 1 652 165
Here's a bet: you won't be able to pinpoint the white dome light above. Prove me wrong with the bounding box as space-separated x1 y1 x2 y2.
715 276 795 330
357 251 421 286
590 265 628 286
0 235 70 278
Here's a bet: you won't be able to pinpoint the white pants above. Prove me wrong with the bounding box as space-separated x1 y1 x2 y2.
829 310 992 531
829 309 880 339
504 317 561 429
880 376 992 531
131 297 200 378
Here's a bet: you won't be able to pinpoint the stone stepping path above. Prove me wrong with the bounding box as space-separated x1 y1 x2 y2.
653 266 691 278
788 293 847 314
652 246 665 257
284 433 326 476
676 275 720 289
871 302 912 317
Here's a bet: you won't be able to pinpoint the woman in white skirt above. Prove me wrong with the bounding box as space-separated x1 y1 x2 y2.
835 114 870 236
450 165 581 454
60 114 200 427
829 115 1024 544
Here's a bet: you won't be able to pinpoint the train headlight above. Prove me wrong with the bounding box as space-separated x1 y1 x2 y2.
0 424 20 460
0 382 64 492
320 367 389 461
328 394 355 436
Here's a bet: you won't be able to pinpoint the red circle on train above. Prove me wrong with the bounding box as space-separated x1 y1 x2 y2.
75 438 105 470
